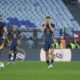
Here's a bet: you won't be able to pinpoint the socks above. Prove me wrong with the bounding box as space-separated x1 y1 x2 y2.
8 53 16 62
46 60 50 66
8 54 11 62
13 54 16 62
51 59 54 65
46 60 54 66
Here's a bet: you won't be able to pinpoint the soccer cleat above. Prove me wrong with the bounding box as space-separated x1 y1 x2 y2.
50 64 53 68
8 62 10 64
48 65 51 69
6 62 10 65
48 64 53 69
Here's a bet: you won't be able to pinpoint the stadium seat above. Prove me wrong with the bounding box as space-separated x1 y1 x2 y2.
0 0 79 29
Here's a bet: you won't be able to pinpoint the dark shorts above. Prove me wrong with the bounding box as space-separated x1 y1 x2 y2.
10 42 17 52
43 39 54 51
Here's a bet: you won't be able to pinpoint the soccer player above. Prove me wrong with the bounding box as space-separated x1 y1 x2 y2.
0 15 8 53
41 16 55 69
8 24 20 64
0 15 8 66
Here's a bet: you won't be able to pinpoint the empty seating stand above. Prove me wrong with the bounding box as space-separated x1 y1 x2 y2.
0 0 79 30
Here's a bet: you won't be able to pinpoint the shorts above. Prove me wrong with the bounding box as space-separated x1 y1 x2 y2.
43 39 54 51
9 42 17 52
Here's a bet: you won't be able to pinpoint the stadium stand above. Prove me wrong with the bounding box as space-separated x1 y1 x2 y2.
0 0 80 30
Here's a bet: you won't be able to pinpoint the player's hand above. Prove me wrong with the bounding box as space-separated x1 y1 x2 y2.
48 20 51 26
44 20 46 26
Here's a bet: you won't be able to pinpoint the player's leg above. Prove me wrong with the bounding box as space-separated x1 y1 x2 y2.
48 41 54 68
0 38 5 54
49 48 54 67
0 50 2 64
8 50 12 63
0 38 5 64
13 50 17 62
44 42 50 67
45 51 50 66
8 43 13 63
13 44 17 63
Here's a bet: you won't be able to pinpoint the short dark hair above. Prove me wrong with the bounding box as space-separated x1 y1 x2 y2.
46 16 51 19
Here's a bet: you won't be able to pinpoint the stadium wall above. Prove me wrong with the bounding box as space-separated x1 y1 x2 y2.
0 48 80 61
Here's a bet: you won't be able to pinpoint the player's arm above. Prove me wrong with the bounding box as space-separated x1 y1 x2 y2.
3 27 8 39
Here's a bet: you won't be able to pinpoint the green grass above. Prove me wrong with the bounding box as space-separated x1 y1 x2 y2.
0 61 80 80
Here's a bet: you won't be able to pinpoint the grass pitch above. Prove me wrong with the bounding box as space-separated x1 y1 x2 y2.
0 61 80 80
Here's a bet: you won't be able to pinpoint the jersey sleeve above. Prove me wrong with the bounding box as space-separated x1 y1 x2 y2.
42 24 45 27
51 23 55 28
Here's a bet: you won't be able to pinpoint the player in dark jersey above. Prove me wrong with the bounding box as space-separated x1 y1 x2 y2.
0 15 8 53
41 16 55 69
7 24 20 64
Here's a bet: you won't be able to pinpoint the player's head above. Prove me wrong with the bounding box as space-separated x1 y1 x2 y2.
45 16 51 24
12 24 17 31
